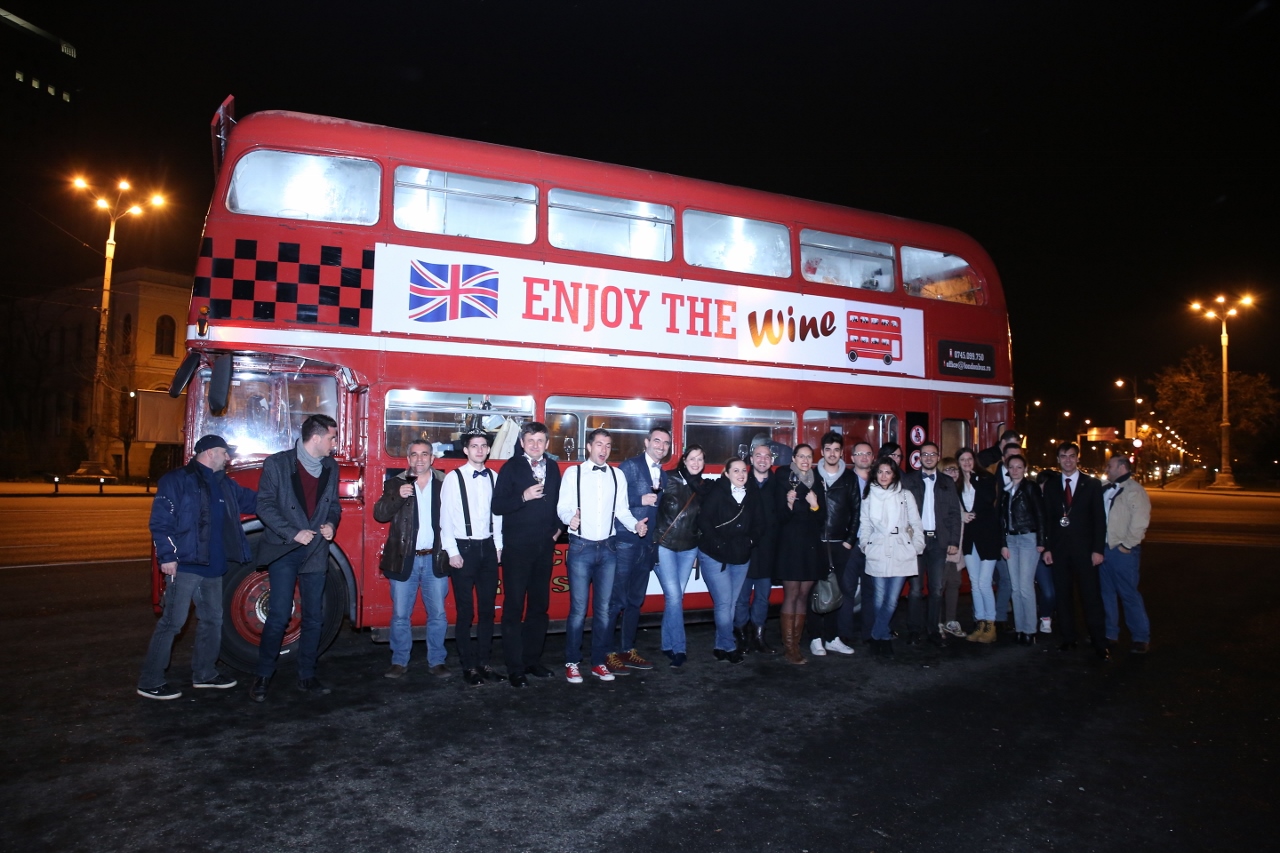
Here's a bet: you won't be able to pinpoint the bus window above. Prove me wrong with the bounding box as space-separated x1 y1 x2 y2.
384 390 533 459
545 396 673 463
685 406 797 468
802 410 899 457
226 150 380 225
902 247 984 305
393 167 536 244
683 210 791 278
548 189 674 262
192 367 339 460
940 418 969 460
800 230 894 292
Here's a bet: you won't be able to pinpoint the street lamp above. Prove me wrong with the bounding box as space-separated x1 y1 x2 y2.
1191 295 1254 489
70 177 164 478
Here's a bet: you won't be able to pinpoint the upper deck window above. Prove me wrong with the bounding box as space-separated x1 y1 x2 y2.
683 210 791 278
902 247 983 305
548 189 673 262
227 150 381 225
394 167 536 244
800 230 894 292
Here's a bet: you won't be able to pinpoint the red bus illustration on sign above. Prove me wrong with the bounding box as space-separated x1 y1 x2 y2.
158 97 1013 670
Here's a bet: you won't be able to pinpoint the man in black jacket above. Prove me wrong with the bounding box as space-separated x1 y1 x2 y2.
491 422 563 688
138 435 256 700
805 431 859 657
735 439 781 654
1042 442 1110 660
902 441 963 646
251 414 342 701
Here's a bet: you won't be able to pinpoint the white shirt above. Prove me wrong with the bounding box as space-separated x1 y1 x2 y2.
440 463 503 556
1063 472 1079 495
557 463 640 541
647 457 663 489
920 471 937 531
414 478 434 551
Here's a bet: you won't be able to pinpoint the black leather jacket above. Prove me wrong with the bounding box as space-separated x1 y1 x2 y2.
1000 479 1047 547
655 468 704 552
819 467 861 544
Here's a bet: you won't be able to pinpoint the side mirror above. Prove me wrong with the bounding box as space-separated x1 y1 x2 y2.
208 354 233 415
168 352 201 398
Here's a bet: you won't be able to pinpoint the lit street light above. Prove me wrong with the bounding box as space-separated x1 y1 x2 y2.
1191 295 1254 490
69 177 164 479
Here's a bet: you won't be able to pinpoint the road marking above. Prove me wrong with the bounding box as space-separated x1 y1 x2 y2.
0 558 151 570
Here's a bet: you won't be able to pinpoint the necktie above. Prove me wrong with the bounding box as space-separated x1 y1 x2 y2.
593 465 607 472
1064 477 1073 508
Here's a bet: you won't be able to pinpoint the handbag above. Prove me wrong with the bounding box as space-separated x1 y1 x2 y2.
811 568 843 614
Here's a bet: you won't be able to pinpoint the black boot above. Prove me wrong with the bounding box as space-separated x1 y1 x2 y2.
752 624 777 655
734 625 748 655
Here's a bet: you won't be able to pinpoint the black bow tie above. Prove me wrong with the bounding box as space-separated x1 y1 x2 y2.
1103 481 1117 490
923 474 934 481
593 465 608 472
472 469 487 478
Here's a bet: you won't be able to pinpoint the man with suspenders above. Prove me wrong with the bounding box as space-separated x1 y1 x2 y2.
556 429 648 683
440 432 504 686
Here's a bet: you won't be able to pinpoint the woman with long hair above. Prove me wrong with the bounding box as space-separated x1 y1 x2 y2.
653 444 707 668
773 444 827 665
858 457 925 656
696 457 762 664
957 448 1002 643
1000 453 1047 645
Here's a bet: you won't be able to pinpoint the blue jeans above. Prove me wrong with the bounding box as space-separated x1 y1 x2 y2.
566 537 617 667
609 537 656 652
256 547 327 680
735 576 771 629
139 571 224 689
1005 533 1040 634
870 575 907 640
656 546 697 654
1035 555 1055 621
994 558 1012 622
389 554 450 667
965 551 997 621
1100 545 1150 643
699 551 749 651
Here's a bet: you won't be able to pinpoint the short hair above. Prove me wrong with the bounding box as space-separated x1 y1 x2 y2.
793 443 814 457
873 457 901 487
301 414 337 442
999 429 1021 446
940 456 958 471
749 433 772 450
1005 453 1027 468
462 432 490 449
1058 442 1080 455
820 431 843 449
878 442 902 457
647 425 672 440
919 440 939 453
408 439 432 454
1111 455 1132 472
851 441 874 455
519 421 549 440
586 427 611 444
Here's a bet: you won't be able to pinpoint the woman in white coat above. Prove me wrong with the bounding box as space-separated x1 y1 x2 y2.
858 457 925 656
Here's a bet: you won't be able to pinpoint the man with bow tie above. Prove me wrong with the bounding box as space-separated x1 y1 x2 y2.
557 429 648 683
1101 455 1152 654
1042 443 1109 660
604 426 671 674
902 441 962 647
440 432 504 686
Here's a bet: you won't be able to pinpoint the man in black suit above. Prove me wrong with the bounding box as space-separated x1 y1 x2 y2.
252 414 342 700
902 441 963 646
1041 443 1109 660
491 422 564 687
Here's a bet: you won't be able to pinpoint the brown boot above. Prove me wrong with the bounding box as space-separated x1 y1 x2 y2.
783 613 808 665
966 620 987 642
977 620 998 644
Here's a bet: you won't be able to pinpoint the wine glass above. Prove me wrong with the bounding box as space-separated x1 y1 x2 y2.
563 437 576 462
737 443 749 461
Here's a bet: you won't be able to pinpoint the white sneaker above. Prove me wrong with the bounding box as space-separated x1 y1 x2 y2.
944 621 966 637
565 663 583 684
825 638 856 655
1039 617 1053 634
809 638 827 656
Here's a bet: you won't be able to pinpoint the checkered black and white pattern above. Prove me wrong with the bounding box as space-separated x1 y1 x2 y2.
192 237 376 329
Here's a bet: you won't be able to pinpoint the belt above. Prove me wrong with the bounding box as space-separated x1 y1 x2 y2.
924 531 937 537
414 548 435 556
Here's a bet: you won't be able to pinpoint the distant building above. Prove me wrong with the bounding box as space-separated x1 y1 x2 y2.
1 8 79 147
0 268 191 479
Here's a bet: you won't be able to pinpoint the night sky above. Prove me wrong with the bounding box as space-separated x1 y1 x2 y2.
4 0 1277 429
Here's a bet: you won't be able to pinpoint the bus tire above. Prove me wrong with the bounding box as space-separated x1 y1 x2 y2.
847 351 858 363
883 354 893 365
220 551 348 674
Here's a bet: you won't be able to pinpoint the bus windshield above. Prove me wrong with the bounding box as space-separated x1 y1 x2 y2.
190 359 339 460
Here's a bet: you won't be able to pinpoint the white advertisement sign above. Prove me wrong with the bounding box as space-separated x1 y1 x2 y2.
372 244 924 376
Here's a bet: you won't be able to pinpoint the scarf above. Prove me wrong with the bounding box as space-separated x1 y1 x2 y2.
788 460 815 490
296 439 323 477
819 458 846 488
867 482 901 530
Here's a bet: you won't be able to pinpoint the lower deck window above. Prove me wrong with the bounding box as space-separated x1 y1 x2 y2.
384 391 533 459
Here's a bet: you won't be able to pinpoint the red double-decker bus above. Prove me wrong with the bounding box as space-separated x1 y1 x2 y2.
165 97 1013 670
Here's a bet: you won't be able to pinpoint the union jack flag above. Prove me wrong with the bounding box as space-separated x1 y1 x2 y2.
408 261 500 322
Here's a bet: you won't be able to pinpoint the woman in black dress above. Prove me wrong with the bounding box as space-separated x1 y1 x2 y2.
774 444 827 665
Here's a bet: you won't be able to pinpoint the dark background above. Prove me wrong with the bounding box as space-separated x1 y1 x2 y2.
3 0 1277 418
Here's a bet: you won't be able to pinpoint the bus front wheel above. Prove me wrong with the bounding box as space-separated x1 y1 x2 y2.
220 555 347 674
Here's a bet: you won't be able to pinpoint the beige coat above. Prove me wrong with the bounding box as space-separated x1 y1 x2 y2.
1106 478 1151 550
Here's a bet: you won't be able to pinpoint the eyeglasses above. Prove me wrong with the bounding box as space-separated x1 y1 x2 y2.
921 452 939 458
852 451 873 458
942 467 959 474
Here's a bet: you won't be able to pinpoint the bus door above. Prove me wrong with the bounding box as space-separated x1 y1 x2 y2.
980 398 1009 452
938 395 975 461
803 410 901 463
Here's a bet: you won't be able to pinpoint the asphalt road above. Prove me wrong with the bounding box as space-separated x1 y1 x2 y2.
1 491 1277 852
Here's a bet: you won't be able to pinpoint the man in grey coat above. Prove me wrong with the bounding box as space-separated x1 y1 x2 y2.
250 414 342 701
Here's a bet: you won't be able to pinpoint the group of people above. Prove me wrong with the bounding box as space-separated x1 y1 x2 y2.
137 418 1153 700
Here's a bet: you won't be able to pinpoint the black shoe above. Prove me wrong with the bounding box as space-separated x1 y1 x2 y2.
662 649 675 663
733 625 748 654
463 668 485 686
1015 631 1026 645
1131 641 1150 654
1096 646 1112 662
137 683 182 701
525 664 554 679
480 666 504 683
907 632 923 647
713 649 729 661
1058 641 1078 652
192 673 238 690
669 652 687 668
927 632 945 648
727 648 745 664
249 676 270 703
297 676 331 694
509 674 528 688
752 628 777 655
